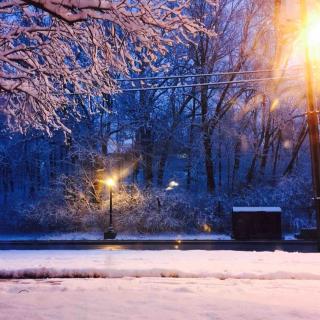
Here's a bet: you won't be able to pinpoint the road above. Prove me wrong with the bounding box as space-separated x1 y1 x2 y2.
0 239 318 252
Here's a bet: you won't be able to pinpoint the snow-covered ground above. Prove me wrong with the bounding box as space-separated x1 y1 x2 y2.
0 250 320 319
1 277 320 320
0 232 297 240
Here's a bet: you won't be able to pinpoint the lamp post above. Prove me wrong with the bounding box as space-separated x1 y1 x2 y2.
104 178 117 239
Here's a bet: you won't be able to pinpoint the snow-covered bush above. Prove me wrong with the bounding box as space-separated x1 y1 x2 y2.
113 188 207 233
231 174 315 232
3 172 314 234
7 183 229 233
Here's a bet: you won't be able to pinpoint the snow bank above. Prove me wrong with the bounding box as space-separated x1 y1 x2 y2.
1 250 320 319
1 267 320 280
1 250 320 280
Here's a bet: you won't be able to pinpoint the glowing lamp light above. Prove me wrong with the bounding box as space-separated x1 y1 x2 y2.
105 178 115 188
166 180 179 191
169 181 179 187
203 224 212 233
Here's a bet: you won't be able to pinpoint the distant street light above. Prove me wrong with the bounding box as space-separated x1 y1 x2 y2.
166 180 179 191
104 177 117 239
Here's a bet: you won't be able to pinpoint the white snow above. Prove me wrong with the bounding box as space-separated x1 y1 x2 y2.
233 206 282 212
0 250 320 319
1 250 320 280
1 278 320 320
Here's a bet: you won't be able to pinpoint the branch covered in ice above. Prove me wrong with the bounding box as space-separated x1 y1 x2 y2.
0 0 216 132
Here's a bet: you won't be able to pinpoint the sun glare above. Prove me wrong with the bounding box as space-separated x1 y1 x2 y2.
304 12 320 61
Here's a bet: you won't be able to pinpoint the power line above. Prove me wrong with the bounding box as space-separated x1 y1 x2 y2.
119 75 304 93
115 66 304 83
59 74 303 96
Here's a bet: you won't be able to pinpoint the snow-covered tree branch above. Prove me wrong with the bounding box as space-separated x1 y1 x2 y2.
0 0 216 132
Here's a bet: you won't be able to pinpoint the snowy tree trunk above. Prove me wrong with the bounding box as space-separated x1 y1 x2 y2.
283 122 308 176
272 129 282 176
186 98 197 190
259 97 272 176
200 85 215 193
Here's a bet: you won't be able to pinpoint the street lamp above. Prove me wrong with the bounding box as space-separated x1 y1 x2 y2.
104 177 117 239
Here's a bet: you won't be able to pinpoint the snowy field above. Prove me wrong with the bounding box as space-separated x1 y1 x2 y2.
0 250 320 319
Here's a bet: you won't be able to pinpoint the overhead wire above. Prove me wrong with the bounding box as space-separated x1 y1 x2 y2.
115 66 304 82
118 74 304 92
58 69 305 96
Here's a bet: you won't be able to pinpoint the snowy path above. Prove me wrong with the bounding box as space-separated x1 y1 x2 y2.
1 250 320 319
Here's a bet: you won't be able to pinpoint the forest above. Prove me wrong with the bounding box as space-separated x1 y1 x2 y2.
0 0 316 234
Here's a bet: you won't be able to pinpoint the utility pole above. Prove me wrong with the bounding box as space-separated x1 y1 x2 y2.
300 0 320 245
